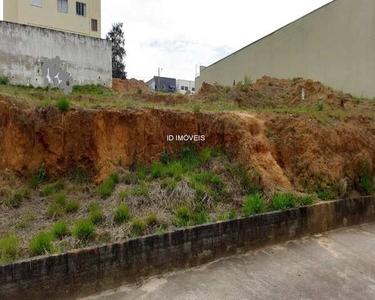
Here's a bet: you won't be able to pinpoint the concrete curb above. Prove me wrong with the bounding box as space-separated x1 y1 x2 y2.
1 196 375 300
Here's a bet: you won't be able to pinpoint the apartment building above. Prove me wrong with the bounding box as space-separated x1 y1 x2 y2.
3 0 101 38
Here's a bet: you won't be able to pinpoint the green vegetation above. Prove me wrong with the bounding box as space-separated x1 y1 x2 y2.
119 190 129 201
174 206 192 227
0 234 20 263
57 97 70 112
16 212 35 229
131 182 149 197
359 161 374 195
99 173 119 198
113 204 130 223
74 220 94 240
54 193 67 206
131 218 147 236
0 75 9 85
299 195 315 206
6 189 30 208
237 74 252 92
40 181 65 197
52 220 69 239
243 193 267 216
29 166 48 188
30 231 54 256
47 193 67 218
65 200 80 213
271 193 298 211
88 202 103 224
145 213 158 226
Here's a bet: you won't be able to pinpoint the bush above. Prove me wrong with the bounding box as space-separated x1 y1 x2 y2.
40 185 54 197
317 189 336 201
74 220 94 240
0 234 20 263
52 220 69 239
113 204 130 223
30 231 54 256
0 75 9 85
57 97 70 112
271 193 298 211
164 161 183 180
193 104 201 113
65 200 80 213
131 218 147 236
243 193 267 216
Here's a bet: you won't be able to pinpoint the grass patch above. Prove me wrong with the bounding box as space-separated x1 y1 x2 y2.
0 75 9 85
29 166 47 189
6 188 30 208
131 182 149 197
52 220 69 239
299 195 315 206
358 161 374 195
56 97 70 112
16 212 35 229
30 231 54 256
174 206 192 227
65 200 80 213
73 220 94 240
271 193 298 211
99 173 119 198
113 204 131 223
88 202 103 224
0 234 20 263
243 193 267 216
131 218 147 236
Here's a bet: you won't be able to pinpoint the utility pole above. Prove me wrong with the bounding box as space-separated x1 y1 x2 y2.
158 67 162 92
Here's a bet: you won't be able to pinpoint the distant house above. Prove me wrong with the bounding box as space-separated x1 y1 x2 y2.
177 79 195 95
146 76 176 93
196 0 375 97
146 76 195 94
4 0 101 38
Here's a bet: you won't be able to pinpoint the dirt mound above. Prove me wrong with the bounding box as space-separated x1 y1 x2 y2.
112 78 148 93
199 76 354 110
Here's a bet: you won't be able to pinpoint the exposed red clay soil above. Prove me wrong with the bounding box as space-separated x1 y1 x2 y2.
112 78 148 93
1 76 375 192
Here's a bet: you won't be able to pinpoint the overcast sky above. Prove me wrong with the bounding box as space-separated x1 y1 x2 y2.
0 0 332 81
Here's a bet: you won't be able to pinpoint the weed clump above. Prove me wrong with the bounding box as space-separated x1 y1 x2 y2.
57 97 70 112
99 173 119 198
113 204 131 223
0 75 9 85
52 220 69 239
88 202 103 224
271 193 298 211
30 231 54 256
243 193 266 216
174 206 192 227
74 220 94 240
0 234 20 263
131 218 147 236
359 161 374 195
66 200 80 213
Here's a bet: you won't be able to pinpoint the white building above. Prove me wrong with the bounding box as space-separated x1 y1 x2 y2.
176 79 195 95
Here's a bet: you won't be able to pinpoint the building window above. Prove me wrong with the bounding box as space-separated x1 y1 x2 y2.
30 0 42 7
57 0 68 13
91 19 98 32
192 87 195 92
180 86 184 90
184 86 188 91
76 2 86 16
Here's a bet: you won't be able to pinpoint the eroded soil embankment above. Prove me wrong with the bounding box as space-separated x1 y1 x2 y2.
1 98 375 190
0 99 290 187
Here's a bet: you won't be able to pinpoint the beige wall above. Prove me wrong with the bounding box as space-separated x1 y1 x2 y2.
4 0 101 38
196 0 375 98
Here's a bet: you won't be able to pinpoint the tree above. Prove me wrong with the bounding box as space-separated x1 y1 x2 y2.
106 23 127 79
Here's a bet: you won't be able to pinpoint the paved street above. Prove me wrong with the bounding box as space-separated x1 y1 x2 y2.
82 223 375 300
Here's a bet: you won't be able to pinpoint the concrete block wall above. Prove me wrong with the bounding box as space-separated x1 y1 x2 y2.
1 197 375 300
0 21 112 88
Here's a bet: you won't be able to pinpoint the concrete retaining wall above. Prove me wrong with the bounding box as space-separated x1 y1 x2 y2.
0 21 112 88
1 196 375 300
